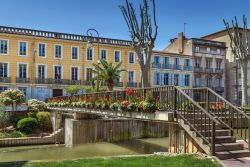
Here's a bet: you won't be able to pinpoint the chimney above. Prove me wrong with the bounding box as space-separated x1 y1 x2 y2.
178 32 184 53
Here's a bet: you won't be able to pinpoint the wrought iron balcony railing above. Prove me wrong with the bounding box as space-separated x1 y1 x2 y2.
83 80 92 86
215 69 223 73
152 63 161 69
36 78 50 84
183 66 193 71
173 65 182 70
16 77 30 83
114 82 123 87
127 82 137 87
0 77 10 83
205 68 213 73
194 67 203 73
162 64 172 70
214 86 224 93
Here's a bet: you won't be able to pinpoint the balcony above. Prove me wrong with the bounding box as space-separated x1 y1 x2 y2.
36 78 50 84
51 79 64 85
183 66 193 71
16 77 29 83
68 80 81 85
114 82 123 87
215 68 223 73
0 77 10 83
162 64 172 70
214 86 224 93
205 68 213 73
173 65 182 70
83 80 92 86
152 63 161 69
127 82 137 87
194 67 203 73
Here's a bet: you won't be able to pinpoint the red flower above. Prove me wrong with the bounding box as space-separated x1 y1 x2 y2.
126 88 135 96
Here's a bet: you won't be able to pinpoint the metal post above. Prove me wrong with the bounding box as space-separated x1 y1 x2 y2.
211 121 215 155
173 87 177 118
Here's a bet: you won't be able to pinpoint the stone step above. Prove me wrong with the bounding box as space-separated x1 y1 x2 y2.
206 136 236 144
216 150 250 160
215 143 244 152
198 129 230 137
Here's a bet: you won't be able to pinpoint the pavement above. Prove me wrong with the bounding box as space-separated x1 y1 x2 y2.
222 157 250 167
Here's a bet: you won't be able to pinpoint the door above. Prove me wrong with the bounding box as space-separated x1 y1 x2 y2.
53 89 63 97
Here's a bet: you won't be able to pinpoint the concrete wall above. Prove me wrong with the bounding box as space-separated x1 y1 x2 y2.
65 118 169 146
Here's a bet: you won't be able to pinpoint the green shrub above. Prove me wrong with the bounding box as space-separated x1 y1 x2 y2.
27 112 37 118
17 117 38 133
0 110 12 129
36 112 52 131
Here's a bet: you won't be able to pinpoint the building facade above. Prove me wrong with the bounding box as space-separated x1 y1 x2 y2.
164 32 226 96
202 29 250 104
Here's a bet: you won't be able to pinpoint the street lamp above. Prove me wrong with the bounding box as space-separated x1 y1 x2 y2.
86 28 100 92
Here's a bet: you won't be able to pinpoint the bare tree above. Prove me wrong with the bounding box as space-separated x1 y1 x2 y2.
119 0 158 88
224 15 250 106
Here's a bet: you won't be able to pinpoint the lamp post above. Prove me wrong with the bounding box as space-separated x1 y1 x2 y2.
86 28 100 92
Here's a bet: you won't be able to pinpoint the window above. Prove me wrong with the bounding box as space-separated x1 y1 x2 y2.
174 57 180 69
71 46 78 60
114 50 121 62
163 57 169 65
216 78 222 87
18 87 27 96
207 47 211 53
184 74 190 86
19 41 27 56
38 43 46 57
195 76 201 87
86 68 93 81
87 48 93 60
54 66 62 79
37 65 46 79
163 73 169 85
216 48 221 55
18 64 27 78
195 58 201 68
0 63 8 77
55 45 62 58
0 86 7 93
184 59 191 67
101 49 107 60
174 74 179 86
195 46 200 52
153 56 160 64
216 59 222 69
0 40 8 55
128 71 135 83
206 76 212 87
129 52 135 64
71 67 78 80
206 58 212 68
153 72 160 85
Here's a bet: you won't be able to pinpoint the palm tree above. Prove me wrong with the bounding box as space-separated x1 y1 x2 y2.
92 59 126 91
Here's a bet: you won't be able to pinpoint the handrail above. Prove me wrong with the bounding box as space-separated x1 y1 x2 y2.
175 87 220 125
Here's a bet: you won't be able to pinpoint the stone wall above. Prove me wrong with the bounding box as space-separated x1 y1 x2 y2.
65 118 169 146
0 128 64 147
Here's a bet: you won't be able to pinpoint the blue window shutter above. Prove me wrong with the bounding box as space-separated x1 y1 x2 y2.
153 72 157 85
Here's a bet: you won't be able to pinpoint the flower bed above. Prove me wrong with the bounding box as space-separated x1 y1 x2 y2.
47 89 159 113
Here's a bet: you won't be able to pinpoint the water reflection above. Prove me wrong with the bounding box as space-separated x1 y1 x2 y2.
0 137 169 162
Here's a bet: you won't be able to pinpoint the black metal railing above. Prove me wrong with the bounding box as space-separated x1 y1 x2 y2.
127 82 137 87
173 65 182 70
114 82 123 87
215 69 223 73
16 77 30 83
0 77 10 83
152 63 161 69
182 87 250 149
205 68 213 73
183 66 193 71
36 78 50 84
194 67 203 73
162 64 172 69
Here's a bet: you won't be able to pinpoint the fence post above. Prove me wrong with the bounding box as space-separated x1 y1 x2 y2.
211 121 215 155
173 87 177 118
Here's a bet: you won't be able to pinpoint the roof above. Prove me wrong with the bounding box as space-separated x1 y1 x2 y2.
0 25 133 47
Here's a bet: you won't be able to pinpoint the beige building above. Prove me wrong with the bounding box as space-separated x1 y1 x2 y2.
164 32 226 96
202 29 250 104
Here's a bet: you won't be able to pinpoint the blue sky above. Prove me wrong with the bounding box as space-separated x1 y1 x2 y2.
1 0 250 50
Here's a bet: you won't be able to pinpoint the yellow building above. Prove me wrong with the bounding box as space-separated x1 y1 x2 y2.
0 26 194 100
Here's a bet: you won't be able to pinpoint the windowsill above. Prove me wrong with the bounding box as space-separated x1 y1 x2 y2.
0 54 8 56
18 55 28 57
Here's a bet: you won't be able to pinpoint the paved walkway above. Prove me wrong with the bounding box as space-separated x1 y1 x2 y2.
222 157 250 167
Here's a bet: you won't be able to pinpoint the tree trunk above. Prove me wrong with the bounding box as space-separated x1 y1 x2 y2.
141 66 150 88
107 83 114 91
240 61 249 106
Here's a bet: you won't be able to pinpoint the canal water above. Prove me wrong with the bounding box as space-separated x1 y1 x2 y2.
0 138 169 162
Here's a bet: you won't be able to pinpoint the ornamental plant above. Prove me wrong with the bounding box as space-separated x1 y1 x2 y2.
119 100 129 111
0 89 25 111
110 102 119 111
127 102 137 112
28 99 47 111
126 88 137 103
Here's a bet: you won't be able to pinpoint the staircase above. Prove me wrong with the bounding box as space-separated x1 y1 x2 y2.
181 87 250 160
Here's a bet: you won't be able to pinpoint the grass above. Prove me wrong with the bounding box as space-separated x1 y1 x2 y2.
0 131 27 138
0 155 221 167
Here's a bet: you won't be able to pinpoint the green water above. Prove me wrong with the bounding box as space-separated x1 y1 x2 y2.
0 138 169 162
